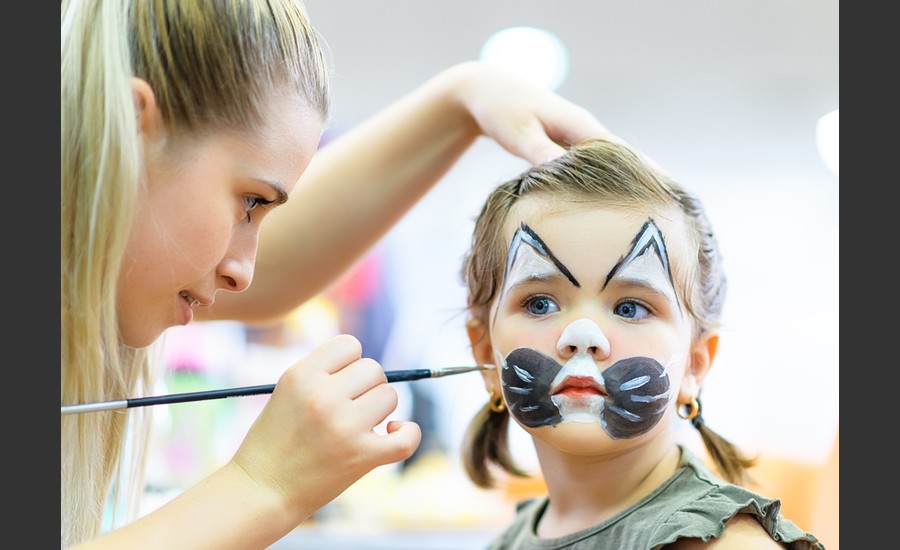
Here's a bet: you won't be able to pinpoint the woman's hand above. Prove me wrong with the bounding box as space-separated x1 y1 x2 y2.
232 334 421 521
78 334 419 550
446 60 620 164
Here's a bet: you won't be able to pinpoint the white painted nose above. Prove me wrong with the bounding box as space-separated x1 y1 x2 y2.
557 317 610 360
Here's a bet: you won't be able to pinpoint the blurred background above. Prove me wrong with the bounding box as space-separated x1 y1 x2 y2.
140 1 838 548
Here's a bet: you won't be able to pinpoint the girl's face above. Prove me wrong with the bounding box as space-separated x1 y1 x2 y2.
473 197 715 454
117 89 323 348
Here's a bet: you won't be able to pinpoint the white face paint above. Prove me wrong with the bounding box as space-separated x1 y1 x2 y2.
492 224 574 328
549 318 610 424
608 244 681 317
501 242 557 304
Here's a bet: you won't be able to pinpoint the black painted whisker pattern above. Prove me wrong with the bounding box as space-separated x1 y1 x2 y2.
501 348 672 439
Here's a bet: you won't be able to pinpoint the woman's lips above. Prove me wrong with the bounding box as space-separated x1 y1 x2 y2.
180 293 194 325
553 375 606 397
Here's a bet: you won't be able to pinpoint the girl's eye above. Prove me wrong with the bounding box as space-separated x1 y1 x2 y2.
614 300 651 320
523 296 560 317
244 196 274 223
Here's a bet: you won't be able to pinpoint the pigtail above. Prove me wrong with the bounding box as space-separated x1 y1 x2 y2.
461 401 530 489
687 398 757 486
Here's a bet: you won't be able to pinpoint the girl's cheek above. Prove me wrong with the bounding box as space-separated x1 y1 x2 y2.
494 323 557 357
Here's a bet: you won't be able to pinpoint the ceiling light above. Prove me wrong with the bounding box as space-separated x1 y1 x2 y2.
480 26 569 91
816 109 839 177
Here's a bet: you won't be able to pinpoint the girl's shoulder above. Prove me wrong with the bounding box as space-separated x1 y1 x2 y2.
664 513 791 549
657 445 824 549
485 447 824 549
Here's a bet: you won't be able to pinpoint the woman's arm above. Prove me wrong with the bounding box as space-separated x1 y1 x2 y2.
70 335 421 549
206 61 612 323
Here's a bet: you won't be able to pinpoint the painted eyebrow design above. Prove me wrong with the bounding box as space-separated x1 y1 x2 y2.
517 223 580 288
603 218 681 310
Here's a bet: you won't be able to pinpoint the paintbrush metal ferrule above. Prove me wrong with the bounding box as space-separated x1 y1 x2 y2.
429 365 491 378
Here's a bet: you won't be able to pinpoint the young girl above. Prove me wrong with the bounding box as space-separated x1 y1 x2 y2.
60 0 611 547
460 138 824 548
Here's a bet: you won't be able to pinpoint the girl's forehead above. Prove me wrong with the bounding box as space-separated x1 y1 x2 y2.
502 199 693 280
506 199 680 245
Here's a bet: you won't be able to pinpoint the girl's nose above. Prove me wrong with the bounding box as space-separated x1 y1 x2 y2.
557 317 611 360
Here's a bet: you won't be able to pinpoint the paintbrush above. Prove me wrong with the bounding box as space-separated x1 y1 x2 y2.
60 365 494 414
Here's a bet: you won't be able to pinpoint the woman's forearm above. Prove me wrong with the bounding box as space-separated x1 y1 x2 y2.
68 463 301 550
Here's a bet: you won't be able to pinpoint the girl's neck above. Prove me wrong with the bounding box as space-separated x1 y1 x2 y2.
533 436 682 539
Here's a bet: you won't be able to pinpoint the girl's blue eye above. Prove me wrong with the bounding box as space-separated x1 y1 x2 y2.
524 296 559 316
614 300 650 320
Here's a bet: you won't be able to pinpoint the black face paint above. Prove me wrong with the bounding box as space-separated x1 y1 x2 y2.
603 218 681 314
492 223 580 329
501 348 671 439
503 348 563 427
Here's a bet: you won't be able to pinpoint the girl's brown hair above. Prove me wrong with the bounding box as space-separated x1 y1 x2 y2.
459 138 755 488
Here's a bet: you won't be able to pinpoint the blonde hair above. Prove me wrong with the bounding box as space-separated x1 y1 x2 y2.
60 0 330 545
460 138 755 489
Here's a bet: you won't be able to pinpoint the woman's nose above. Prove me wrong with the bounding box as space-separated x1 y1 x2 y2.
217 235 257 293
557 317 611 360
218 256 254 293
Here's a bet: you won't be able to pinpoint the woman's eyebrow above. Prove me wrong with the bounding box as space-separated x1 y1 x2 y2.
257 178 289 205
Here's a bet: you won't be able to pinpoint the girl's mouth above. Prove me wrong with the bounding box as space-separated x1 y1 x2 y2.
552 375 607 397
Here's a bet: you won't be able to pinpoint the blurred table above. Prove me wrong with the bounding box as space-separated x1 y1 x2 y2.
269 527 498 549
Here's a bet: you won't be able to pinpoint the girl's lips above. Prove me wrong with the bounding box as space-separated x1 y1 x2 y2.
552 375 607 397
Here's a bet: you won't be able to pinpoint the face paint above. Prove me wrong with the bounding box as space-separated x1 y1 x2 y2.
492 223 579 327
604 219 681 315
549 318 610 423
501 346 673 439
491 217 683 439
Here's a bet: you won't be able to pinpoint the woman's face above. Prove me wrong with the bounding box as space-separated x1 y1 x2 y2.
480 197 703 453
117 91 323 348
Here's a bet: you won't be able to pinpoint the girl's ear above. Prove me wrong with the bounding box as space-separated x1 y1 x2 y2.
679 331 719 401
466 317 493 365
131 77 163 137
466 317 499 390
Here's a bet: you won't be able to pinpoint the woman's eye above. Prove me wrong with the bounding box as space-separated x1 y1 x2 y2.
614 300 651 320
524 296 559 316
244 196 273 222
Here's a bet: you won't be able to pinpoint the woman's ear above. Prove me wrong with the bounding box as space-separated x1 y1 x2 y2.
131 77 162 137
679 331 719 401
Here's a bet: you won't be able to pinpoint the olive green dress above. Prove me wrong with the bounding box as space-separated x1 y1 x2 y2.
487 445 824 549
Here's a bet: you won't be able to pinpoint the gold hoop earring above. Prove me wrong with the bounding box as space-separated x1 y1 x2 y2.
677 397 701 420
488 389 506 413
